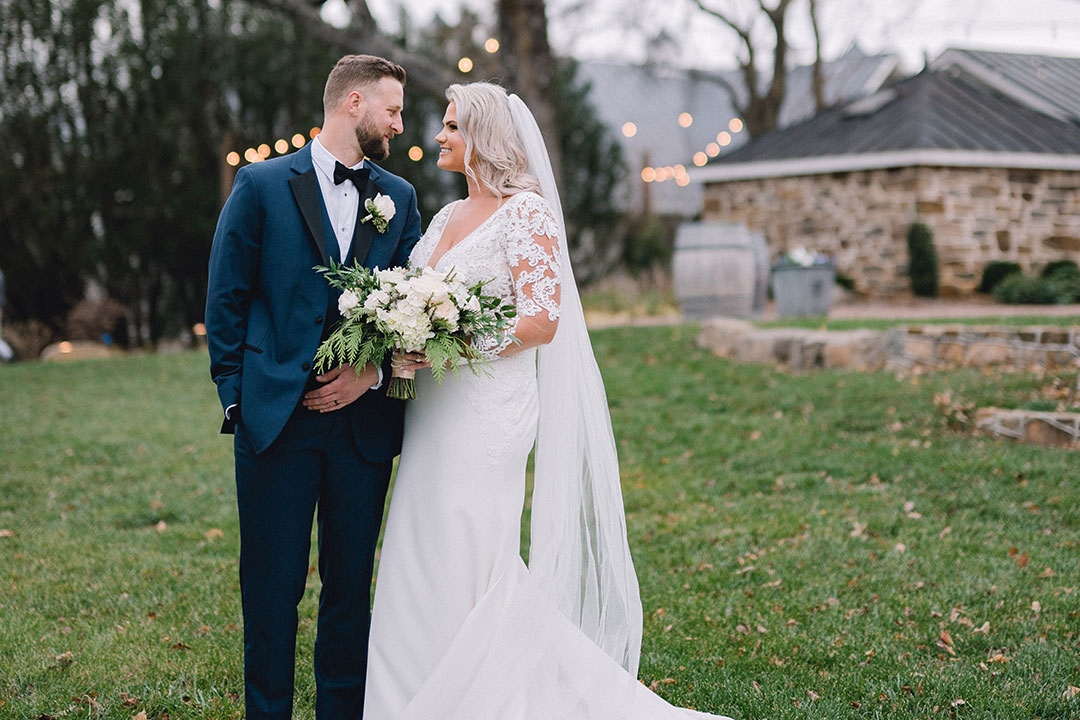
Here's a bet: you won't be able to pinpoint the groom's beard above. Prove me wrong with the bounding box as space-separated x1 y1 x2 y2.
355 115 390 161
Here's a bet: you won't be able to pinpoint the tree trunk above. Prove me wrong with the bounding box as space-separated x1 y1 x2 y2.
809 0 826 111
497 0 562 184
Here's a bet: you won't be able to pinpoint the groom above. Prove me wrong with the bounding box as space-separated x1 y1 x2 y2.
205 55 421 720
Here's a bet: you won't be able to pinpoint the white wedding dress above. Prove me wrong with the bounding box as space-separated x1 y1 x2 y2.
362 191 731 720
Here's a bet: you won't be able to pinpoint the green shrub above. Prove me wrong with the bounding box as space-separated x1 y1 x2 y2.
906 222 938 297
1040 259 1080 280
992 272 1080 304
1049 272 1080 303
978 261 1022 293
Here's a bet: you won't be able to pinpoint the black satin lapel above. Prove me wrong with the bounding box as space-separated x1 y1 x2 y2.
289 170 330 266
349 180 384 267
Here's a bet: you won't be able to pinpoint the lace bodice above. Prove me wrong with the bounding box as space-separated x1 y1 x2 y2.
410 191 562 357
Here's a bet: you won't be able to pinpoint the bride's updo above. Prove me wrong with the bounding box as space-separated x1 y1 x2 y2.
445 82 540 197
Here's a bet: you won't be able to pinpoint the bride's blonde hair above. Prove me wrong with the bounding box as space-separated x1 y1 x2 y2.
445 82 540 197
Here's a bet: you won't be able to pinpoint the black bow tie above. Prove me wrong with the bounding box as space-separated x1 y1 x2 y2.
333 161 370 191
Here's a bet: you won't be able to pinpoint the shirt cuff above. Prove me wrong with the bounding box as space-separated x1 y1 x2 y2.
371 366 383 390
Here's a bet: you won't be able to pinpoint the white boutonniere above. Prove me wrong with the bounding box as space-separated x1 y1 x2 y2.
362 193 396 234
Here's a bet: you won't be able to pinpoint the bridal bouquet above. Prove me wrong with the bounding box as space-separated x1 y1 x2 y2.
313 262 517 399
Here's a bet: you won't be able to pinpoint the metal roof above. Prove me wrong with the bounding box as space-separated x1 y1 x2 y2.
707 67 1080 168
931 48 1080 123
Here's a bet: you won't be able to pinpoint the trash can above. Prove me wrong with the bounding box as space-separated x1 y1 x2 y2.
771 263 835 317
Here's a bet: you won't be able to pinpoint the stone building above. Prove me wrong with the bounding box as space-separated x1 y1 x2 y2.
694 50 1080 297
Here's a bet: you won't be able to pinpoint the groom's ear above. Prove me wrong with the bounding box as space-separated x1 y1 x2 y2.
345 89 366 115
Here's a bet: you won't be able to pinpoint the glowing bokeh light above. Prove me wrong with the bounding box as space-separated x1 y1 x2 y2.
693 152 708 167
678 112 693 128
622 122 637 138
310 127 321 139
244 148 259 163
485 38 500 53
717 131 732 146
408 145 423 161
458 57 474 73
640 167 656 182
706 142 721 157
729 117 744 133
226 152 240 166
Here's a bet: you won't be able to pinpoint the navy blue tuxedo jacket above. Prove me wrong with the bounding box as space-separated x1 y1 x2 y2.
206 144 422 458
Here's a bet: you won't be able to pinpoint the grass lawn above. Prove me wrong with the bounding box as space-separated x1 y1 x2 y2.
1 326 1078 719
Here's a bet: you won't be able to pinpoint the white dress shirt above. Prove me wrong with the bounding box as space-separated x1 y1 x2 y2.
310 135 364 262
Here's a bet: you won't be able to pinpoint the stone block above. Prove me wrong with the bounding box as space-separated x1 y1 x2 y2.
936 342 967 365
964 341 1017 367
1023 419 1077 448
903 336 936 363
697 318 755 358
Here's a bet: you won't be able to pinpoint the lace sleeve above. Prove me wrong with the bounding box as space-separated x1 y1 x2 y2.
474 192 562 358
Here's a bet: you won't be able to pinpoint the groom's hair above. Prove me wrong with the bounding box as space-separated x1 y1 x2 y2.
323 55 407 115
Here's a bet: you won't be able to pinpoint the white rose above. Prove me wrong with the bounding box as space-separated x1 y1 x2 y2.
338 289 361 317
363 289 390 310
377 268 406 286
372 193 396 221
411 271 450 304
432 298 459 327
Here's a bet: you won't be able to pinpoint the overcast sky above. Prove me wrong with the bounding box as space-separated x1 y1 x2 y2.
324 0 1080 71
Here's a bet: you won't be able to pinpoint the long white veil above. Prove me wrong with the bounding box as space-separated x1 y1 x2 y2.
508 94 644 677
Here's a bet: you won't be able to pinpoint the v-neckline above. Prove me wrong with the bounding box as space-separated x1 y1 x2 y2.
426 195 513 270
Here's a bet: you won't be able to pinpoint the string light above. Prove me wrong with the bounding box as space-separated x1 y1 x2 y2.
729 117 744 133
676 174 690 186
226 151 240 166
291 133 306 148
408 145 423 161
622 122 637 138
257 143 271 158
705 142 721 157
717 131 732 146
458 57 473 73
640 167 656 182
678 112 693 128
244 148 259 163
274 139 288 154
309 127 321 139
693 151 708 167
484 38 500 53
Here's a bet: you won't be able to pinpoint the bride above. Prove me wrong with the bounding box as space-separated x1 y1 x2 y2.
363 82 731 720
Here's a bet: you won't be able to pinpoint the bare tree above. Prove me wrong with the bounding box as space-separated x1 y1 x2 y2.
246 0 453 100
690 0 825 137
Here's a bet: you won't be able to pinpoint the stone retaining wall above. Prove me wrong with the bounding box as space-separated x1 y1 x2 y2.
887 325 1080 369
698 319 1080 372
975 408 1080 448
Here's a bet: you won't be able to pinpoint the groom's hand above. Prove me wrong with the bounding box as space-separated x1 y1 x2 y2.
302 363 377 413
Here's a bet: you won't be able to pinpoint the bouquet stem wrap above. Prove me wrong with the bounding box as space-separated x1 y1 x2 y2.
389 354 417 400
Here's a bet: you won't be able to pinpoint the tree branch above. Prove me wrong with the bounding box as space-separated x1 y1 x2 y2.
808 0 825 110
246 0 453 101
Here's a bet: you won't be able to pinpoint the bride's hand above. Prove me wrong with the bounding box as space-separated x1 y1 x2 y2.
393 351 431 371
